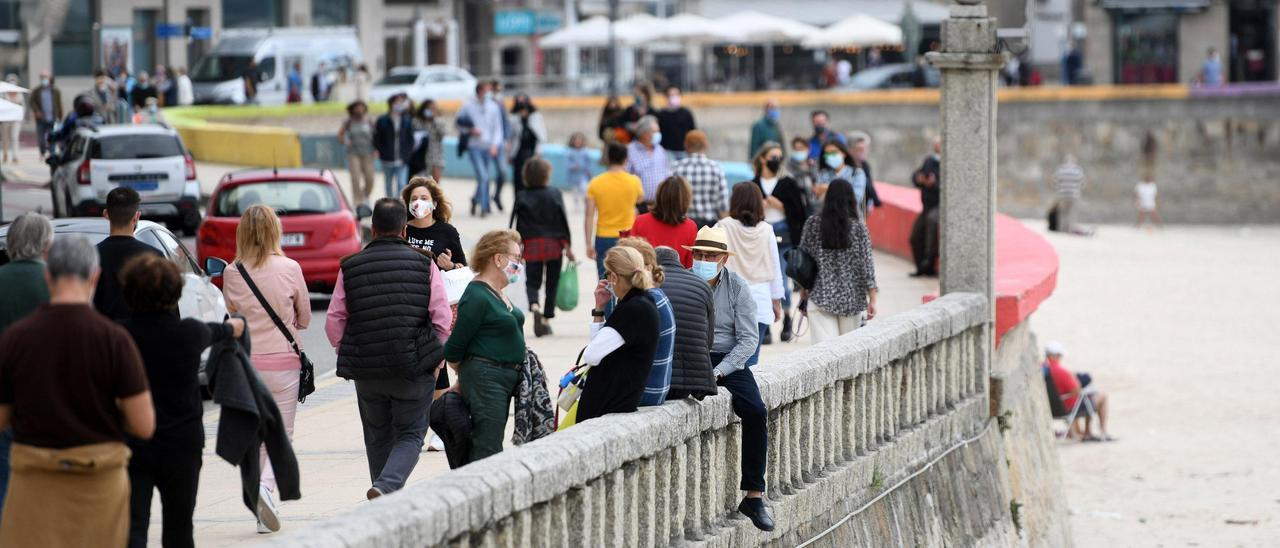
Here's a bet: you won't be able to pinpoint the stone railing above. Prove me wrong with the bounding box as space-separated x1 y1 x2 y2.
262 292 990 547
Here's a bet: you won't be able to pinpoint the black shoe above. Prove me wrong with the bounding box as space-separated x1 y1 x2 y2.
780 313 793 342
493 195 504 212
532 310 549 338
470 200 477 217
738 497 775 532
763 327 773 345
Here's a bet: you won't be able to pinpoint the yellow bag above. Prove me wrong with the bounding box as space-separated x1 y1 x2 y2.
557 400 580 431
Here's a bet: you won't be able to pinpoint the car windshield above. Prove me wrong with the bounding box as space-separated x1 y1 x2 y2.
91 135 185 160
847 66 902 89
190 54 253 82
376 72 418 86
215 182 341 217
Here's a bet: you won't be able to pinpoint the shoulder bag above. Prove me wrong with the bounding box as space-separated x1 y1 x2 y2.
784 246 818 290
235 262 316 403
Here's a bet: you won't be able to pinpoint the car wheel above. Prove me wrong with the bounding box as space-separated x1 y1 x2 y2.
182 209 203 236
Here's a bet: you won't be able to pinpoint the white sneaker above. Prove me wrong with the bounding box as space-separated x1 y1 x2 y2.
257 485 281 533
428 433 445 452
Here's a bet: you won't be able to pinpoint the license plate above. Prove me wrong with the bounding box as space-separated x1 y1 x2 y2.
123 181 158 192
281 233 306 247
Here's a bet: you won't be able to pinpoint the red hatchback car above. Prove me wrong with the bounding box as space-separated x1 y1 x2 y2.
198 168 369 292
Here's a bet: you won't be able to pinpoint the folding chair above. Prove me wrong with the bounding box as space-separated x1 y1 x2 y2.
1043 369 1098 440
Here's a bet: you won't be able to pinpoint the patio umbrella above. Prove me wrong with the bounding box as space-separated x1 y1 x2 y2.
0 98 22 122
541 16 613 48
717 10 820 43
663 13 738 42
612 13 667 46
802 14 904 48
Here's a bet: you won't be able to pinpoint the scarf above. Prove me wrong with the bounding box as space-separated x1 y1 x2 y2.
718 217 778 285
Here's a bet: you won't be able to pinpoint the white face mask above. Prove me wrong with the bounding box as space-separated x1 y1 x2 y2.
409 199 435 219
503 258 524 284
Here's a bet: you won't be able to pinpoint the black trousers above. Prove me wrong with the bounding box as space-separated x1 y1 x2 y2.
525 258 562 319
128 444 202 548
711 354 768 493
909 207 940 273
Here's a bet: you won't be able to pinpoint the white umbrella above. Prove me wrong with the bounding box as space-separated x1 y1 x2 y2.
717 10 821 43
541 16 613 48
0 82 28 94
0 98 22 122
803 14 904 48
612 13 668 46
663 13 738 43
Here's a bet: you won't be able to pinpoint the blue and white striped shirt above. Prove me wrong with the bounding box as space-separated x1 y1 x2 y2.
639 288 674 406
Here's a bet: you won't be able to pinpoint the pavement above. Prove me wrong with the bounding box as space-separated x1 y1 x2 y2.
2 147 936 545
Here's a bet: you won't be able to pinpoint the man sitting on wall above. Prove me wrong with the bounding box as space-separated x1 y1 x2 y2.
1044 341 1113 442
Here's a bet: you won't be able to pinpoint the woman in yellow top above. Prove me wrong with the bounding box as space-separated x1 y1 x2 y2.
584 141 644 279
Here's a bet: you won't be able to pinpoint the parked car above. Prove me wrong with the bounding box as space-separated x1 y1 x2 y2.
840 63 940 91
48 124 202 235
0 218 228 386
197 168 369 293
369 65 478 104
190 27 363 105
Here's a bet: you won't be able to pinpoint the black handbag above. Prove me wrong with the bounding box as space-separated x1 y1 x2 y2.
235 262 316 403
784 246 818 290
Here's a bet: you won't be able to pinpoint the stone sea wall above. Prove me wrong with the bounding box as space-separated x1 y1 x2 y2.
256 293 1071 548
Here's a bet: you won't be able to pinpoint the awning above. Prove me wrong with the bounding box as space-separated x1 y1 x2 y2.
1100 0 1210 10
803 14 904 48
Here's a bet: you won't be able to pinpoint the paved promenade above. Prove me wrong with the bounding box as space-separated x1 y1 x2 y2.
163 164 936 545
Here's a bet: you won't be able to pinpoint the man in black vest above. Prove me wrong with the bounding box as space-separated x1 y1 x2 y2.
324 198 450 500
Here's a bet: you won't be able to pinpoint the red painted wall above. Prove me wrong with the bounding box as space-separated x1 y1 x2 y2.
865 183 1058 346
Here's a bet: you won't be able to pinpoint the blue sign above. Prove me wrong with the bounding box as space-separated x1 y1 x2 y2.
496 10 562 36
495 11 536 36
189 26 213 40
535 12 562 34
156 23 185 39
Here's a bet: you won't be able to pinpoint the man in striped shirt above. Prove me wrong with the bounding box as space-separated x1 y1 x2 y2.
1053 156 1087 234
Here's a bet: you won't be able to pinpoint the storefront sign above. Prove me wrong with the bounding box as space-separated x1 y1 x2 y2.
156 23 185 39
495 10 562 36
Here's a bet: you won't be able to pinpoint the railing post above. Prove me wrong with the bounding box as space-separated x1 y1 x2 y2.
927 0 1003 414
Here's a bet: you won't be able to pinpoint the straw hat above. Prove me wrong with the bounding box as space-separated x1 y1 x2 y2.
683 225 734 255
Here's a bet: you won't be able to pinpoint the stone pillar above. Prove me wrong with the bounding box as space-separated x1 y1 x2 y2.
926 1 1002 308
927 0 1002 415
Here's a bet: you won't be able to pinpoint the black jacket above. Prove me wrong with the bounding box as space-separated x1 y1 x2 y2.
336 238 444 380
913 155 941 211
373 113 415 164
861 160 883 209
511 187 571 243
656 248 718 400
753 175 808 246
208 328 301 513
577 288 658 423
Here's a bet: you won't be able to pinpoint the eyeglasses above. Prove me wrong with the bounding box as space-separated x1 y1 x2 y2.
691 251 726 261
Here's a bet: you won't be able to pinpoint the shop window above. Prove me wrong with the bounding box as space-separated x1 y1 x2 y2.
53 0 95 75
1113 11 1179 84
313 0 352 27
223 0 283 29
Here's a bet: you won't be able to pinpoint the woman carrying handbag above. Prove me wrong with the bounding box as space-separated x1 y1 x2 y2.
219 204 311 534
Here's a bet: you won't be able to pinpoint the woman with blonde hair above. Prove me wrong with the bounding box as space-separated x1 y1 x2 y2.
401 176 467 271
577 246 660 423
443 229 526 462
219 204 309 533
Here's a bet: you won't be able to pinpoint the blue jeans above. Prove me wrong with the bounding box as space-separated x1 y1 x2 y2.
594 236 618 279
467 147 492 214
771 220 792 309
749 323 767 366
383 163 408 200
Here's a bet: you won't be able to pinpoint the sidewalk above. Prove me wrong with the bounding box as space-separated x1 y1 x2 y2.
121 160 937 545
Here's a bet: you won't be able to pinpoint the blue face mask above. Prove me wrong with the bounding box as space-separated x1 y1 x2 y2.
652 132 663 146
766 108 780 121
790 150 808 162
692 260 720 281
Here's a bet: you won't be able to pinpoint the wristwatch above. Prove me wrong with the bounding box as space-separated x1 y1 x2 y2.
591 308 605 318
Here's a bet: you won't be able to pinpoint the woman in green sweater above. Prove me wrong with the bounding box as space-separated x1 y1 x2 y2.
444 229 527 461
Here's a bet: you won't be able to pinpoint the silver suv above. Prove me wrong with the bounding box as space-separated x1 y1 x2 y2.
49 124 203 234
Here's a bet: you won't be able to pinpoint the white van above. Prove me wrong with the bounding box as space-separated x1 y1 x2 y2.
189 27 363 106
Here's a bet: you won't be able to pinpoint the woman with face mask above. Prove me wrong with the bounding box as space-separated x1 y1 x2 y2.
443 229 527 462
815 139 880 219
751 142 806 343
401 177 467 272
578 246 660 423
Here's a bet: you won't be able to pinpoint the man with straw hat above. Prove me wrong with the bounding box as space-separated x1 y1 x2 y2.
684 225 774 531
